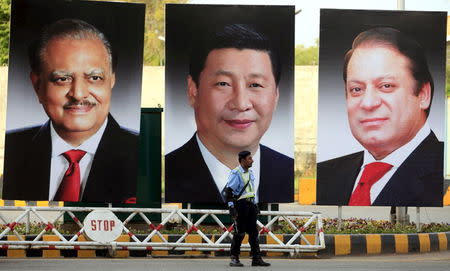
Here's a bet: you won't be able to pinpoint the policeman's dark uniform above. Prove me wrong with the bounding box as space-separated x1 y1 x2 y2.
224 154 270 267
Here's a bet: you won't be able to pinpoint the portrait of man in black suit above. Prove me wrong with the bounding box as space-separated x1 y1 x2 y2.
2 0 145 203
317 12 446 207
165 5 294 204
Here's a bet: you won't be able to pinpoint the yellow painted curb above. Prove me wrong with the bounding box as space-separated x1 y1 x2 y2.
211 235 226 257
437 232 447 251
7 235 25 258
366 234 381 255
334 235 351 256
0 201 64 207
300 234 317 257
240 235 250 257
36 201 49 207
42 235 61 258
266 234 284 257
151 234 168 256
418 234 430 253
115 235 130 258
77 235 95 258
394 234 408 254
185 235 202 256
14 201 27 207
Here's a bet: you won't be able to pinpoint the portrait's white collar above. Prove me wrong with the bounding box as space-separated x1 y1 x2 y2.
196 133 261 197
50 118 108 157
363 122 431 167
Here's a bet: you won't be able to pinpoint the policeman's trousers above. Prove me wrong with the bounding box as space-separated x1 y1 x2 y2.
230 199 260 257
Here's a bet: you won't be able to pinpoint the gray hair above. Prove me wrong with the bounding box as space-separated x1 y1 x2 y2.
28 18 115 74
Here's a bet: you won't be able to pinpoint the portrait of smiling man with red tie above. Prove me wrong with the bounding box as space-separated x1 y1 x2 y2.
317 25 444 207
164 4 295 205
2 17 141 203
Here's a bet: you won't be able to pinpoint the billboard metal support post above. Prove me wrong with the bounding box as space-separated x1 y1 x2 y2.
187 203 192 222
396 207 409 225
25 202 30 235
416 207 421 232
395 0 408 229
267 203 272 230
337 206 342 230
397 0 405 10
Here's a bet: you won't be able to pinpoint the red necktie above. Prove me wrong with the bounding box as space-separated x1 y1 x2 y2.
54 150 86 202
348 162 393 206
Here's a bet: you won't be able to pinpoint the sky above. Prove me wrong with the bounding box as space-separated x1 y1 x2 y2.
190 0 449 46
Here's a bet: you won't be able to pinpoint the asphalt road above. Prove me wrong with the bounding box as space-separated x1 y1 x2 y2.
0 251 449 271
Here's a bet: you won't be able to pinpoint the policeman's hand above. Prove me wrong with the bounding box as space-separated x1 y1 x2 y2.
229 206 238 219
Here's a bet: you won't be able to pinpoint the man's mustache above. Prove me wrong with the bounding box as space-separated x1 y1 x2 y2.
63 100 97 109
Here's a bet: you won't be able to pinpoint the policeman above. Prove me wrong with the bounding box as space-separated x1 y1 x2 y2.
224 151 270 267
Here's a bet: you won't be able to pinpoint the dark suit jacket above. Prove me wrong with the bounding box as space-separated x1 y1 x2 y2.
165 134 294 203
317 131 443 207
2 114 139 203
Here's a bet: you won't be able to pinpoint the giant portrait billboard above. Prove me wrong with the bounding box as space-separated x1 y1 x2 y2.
1 0 145 203
165 4 295 204
316 9 446 207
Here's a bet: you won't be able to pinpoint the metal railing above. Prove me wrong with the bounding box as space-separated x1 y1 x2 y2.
0 206 325 254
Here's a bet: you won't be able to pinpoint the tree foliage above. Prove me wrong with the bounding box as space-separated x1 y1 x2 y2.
294 40 318 66
447 63 450 96
141 0 187 66
97 0 187 66
0 0 10 66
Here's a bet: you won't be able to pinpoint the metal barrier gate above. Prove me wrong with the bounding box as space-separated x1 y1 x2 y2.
0 207 325 254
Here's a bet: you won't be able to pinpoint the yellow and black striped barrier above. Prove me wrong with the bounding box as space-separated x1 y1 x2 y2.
0 232 448 258
0 200 63 207
320 232 449 256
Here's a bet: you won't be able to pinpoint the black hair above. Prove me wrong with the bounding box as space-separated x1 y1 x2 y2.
238 150 251 163
343 27 433 116
189 23 280 86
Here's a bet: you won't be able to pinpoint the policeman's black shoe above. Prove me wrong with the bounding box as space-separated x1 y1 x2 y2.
230 255 244 267
251 257 271 267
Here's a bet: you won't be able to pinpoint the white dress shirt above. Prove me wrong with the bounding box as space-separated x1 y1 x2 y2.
196 134 261 203
48 119 108 201
352 122 431 204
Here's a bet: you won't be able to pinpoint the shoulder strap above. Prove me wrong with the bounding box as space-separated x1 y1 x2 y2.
236 170 251 198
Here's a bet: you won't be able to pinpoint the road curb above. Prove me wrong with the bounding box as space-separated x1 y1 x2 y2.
319 232 449 257
0 232 448 258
